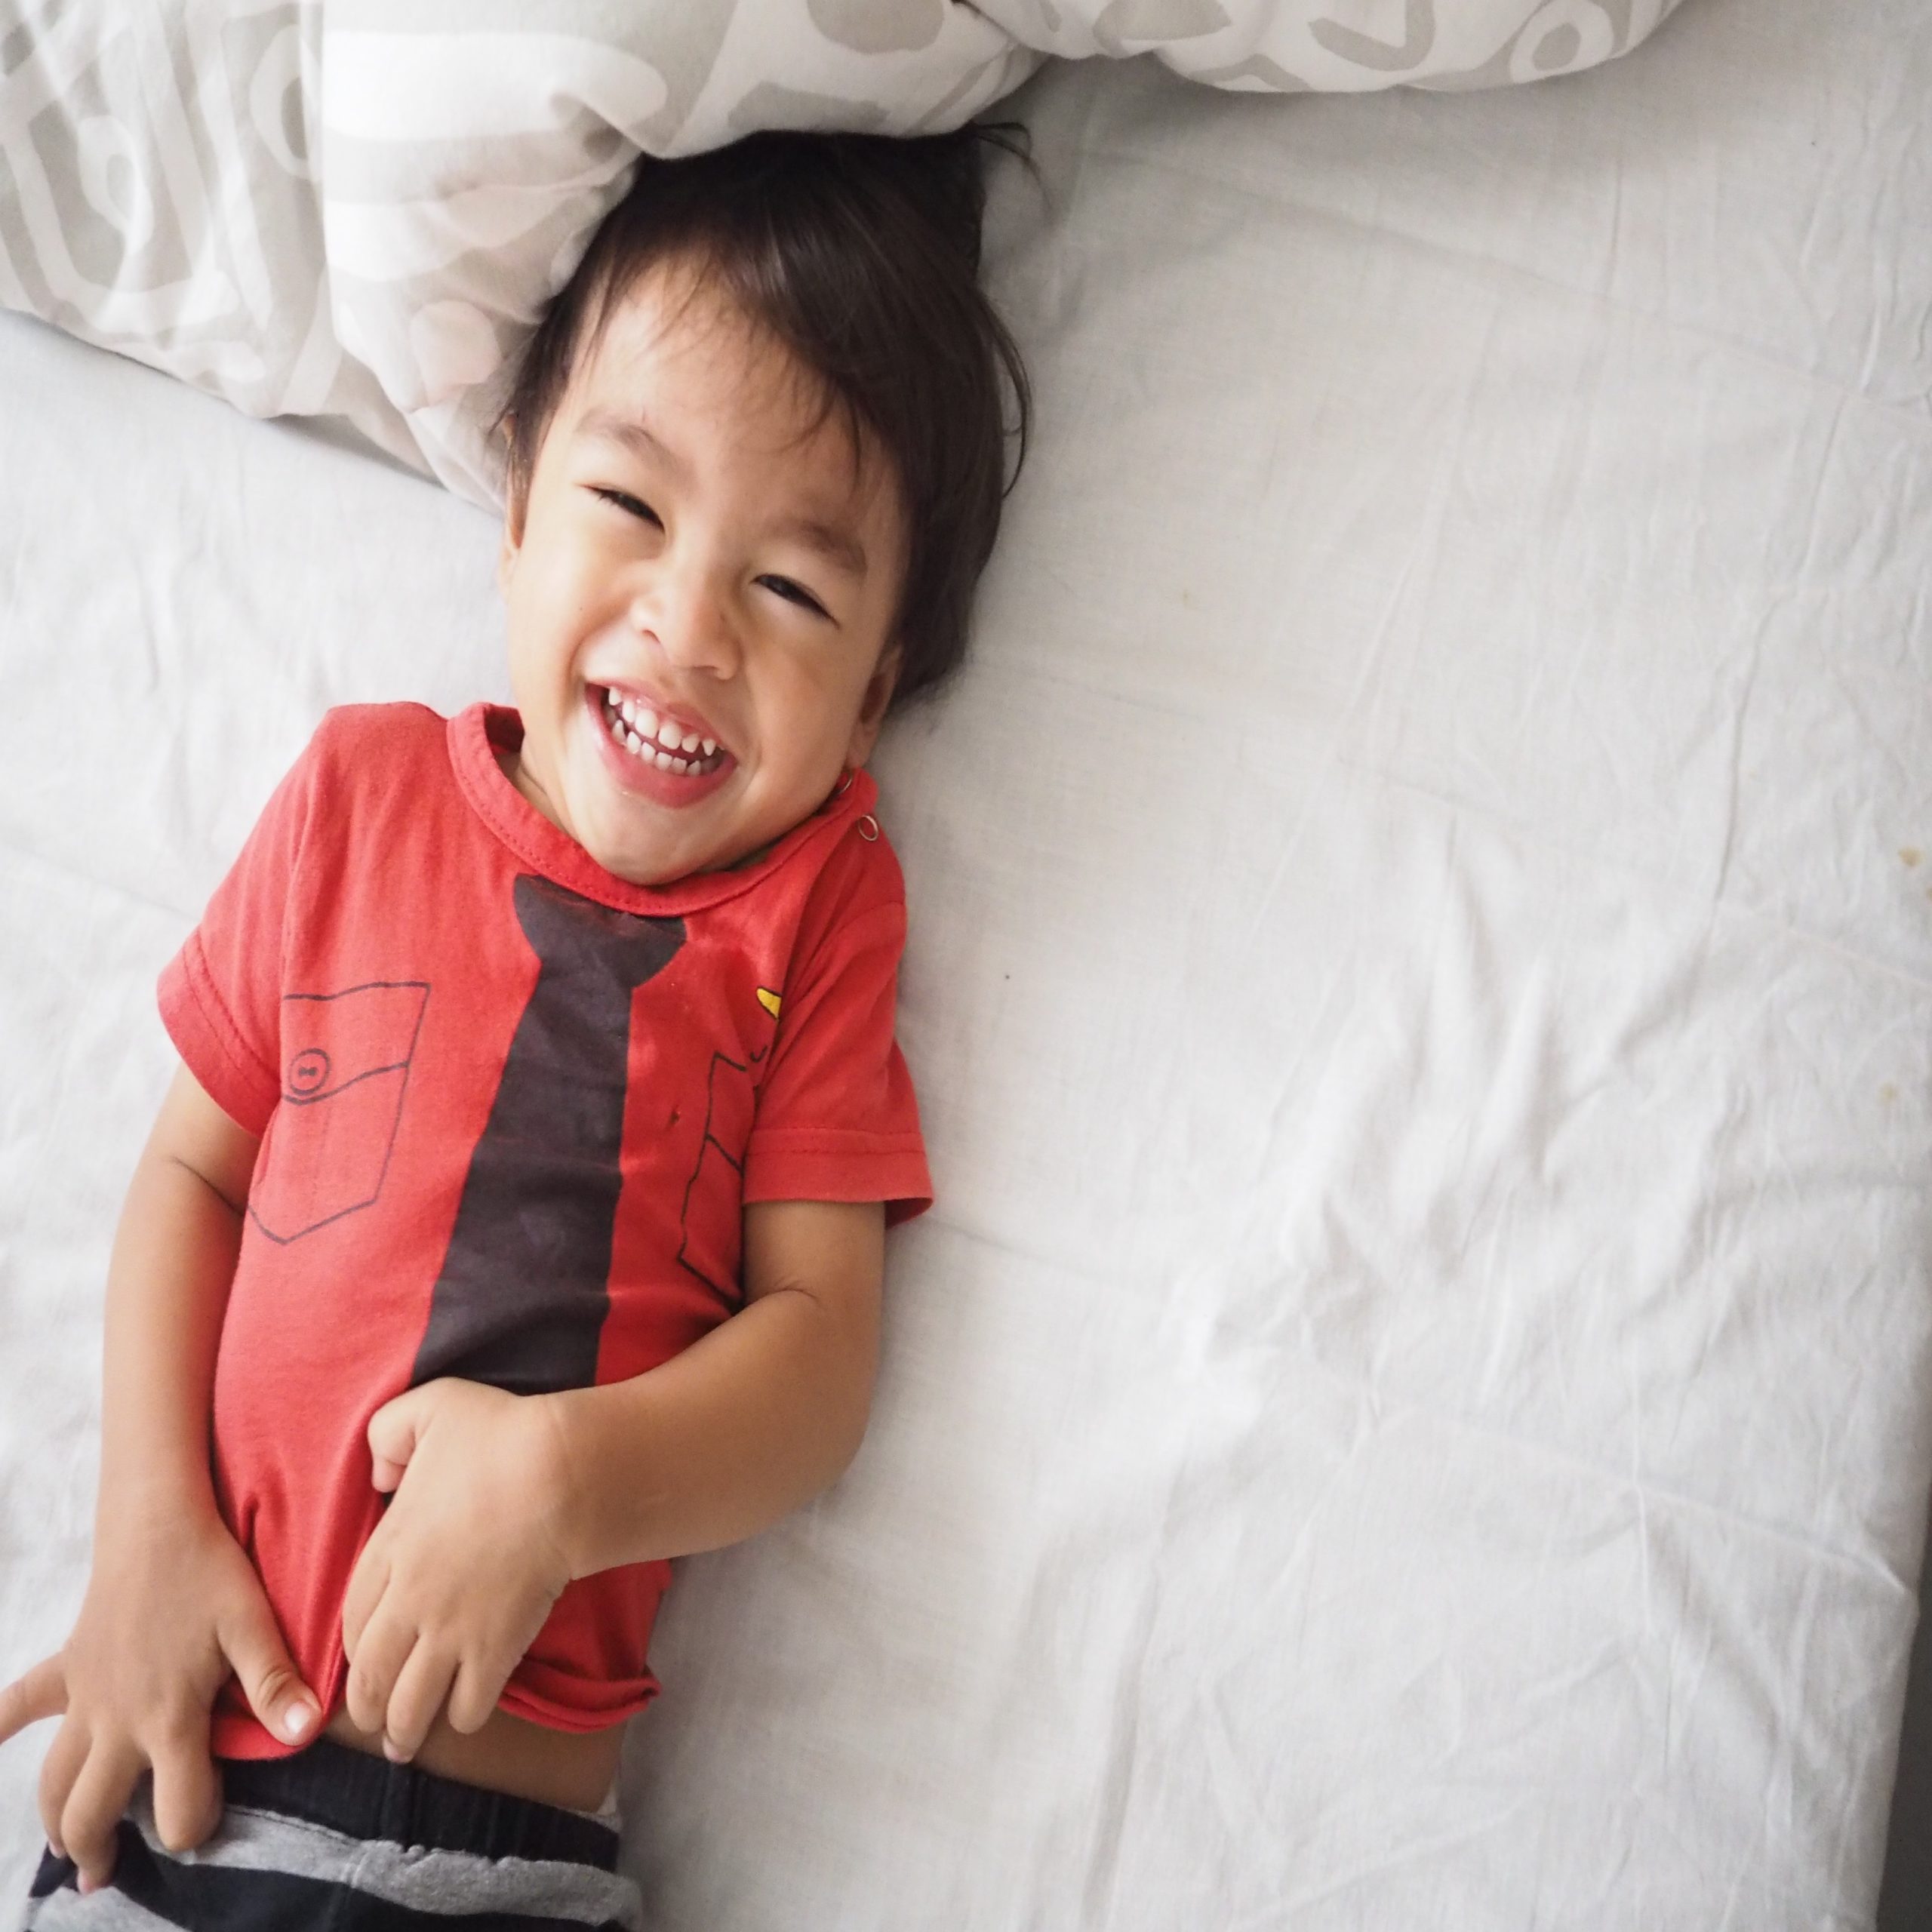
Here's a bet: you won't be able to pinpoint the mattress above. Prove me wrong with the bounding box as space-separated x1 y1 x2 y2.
3 0 1930 1926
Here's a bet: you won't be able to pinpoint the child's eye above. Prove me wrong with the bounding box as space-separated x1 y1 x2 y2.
592 487 661 527
758 575 830 620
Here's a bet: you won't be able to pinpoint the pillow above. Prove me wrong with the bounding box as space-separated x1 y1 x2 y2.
0 0 1685 506
981 0 1685 90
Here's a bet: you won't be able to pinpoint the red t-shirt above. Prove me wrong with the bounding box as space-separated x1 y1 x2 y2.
158 702 931 1759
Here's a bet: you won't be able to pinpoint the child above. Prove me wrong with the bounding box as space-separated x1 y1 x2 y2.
1 125 1028 1929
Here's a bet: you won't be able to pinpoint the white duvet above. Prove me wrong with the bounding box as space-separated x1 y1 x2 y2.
3 0 1930 1927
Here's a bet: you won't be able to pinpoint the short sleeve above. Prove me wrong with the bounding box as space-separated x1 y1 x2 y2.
743 848 931 1226
157 731 326 1135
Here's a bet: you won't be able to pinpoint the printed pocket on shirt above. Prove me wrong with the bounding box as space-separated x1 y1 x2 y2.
250 981 430 1244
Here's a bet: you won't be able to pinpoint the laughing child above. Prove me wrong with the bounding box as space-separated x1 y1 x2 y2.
2 125 1027 1929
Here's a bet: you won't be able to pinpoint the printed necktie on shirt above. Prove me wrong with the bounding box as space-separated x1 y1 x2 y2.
411 874 685 1395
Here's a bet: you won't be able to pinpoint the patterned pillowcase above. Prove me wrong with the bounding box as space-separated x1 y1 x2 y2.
0 0 1684 506
982 0 1684 89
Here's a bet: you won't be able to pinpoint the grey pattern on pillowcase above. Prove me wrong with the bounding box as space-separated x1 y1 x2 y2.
0 0 1687 506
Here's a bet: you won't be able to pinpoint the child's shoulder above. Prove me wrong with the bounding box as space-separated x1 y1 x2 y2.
306 700 448 762
287 700 451 798
789 780 911 957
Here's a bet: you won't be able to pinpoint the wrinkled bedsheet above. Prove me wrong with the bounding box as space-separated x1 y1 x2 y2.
2 0 1930 1927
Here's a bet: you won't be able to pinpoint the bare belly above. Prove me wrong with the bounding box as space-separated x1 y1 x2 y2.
323 1704 624 1815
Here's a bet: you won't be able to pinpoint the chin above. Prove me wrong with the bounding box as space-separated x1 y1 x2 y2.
591 835 683 887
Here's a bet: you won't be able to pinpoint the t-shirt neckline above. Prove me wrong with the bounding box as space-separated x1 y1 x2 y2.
445 702 875 915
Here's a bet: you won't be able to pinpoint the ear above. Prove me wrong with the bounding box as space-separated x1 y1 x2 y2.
843 647 903 768
497 482 527 598
497 416 525 598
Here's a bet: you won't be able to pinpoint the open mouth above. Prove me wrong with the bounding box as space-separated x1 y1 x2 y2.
598 687 728 778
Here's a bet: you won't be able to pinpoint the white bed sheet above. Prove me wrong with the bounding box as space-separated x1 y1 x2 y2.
4 0 1931 1927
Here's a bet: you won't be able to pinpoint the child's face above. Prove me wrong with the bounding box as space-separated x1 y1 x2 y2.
498 261 906 885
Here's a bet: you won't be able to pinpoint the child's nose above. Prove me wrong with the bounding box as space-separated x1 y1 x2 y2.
629 575 739 677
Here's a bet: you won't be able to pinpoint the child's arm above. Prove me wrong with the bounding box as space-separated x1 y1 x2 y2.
0 1066 321 1891
334 1199 883 1757
553 1197 885 1563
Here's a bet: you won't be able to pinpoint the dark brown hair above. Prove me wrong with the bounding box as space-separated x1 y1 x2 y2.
500 125 1032 707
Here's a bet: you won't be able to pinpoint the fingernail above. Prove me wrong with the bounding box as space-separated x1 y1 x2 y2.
280 1702 317 1743
383 1739 407 1764
77 1875 96 1897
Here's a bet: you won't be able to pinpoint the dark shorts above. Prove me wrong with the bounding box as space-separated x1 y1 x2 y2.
20 1739 642 1930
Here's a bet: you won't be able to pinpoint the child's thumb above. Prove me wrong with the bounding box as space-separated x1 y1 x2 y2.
0 1655 66 1746
365 1385 432 1492
218 1595 320 1748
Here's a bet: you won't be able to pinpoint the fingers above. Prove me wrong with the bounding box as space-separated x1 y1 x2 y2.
445 1657 506 1737
381 1644 457 1762
148 1716 222 1856
0 1656 66 1746
340 1534 389 1672
60 1734 143 1894
343 1604 416 1740
214 1589 318 1749
36 1717 89 1858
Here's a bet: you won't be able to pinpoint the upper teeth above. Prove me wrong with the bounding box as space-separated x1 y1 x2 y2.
606 689 721 768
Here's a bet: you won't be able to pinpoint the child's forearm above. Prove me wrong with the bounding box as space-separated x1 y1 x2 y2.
546 1201 884 1576
0 1064 322 1894
97 1066 260 1527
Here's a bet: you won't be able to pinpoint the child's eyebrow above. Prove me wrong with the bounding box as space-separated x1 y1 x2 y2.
774 515 868 580
577 407 869 580
579 408 687 479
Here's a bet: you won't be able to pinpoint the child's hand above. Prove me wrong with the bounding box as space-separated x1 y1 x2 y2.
0 1506 319 1894
341 1379 576 1760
